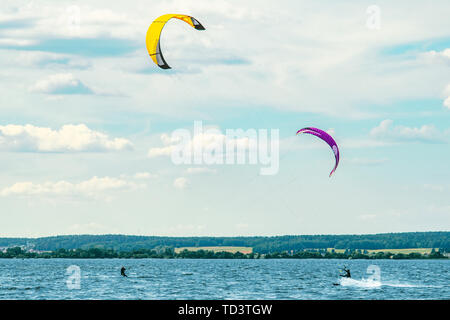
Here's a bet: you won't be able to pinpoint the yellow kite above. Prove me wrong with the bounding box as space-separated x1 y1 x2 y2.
146 14 205 69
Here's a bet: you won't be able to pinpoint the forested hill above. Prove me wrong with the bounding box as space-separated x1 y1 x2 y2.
0 232 448 254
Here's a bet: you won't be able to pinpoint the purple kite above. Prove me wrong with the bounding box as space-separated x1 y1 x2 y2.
296 127 340 177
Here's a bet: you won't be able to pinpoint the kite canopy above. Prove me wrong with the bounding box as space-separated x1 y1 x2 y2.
296 127 340 177
146 14 205 69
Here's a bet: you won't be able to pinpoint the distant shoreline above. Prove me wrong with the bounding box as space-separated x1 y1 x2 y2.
1 231 449 255
1 247 447 260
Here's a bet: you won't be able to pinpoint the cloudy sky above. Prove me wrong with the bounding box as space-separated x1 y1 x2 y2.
0 0 449 237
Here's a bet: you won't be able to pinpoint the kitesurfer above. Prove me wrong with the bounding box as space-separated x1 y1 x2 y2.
121 266 128 277
340 266 351 278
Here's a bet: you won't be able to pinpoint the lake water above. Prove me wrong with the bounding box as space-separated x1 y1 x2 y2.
0 259 448 300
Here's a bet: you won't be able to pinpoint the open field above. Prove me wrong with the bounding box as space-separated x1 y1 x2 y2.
174 246 253 254
367 248 433 254
327 248 346 253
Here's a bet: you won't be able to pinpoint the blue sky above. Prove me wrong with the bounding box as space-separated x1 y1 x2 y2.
0 0 449 237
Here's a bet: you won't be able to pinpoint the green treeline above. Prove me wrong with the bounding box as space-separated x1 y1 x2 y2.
264 249 447 260
0 232 448 253
0 247 447 260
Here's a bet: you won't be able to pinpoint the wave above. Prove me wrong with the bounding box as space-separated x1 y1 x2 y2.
338 277 441 289
2 286 42 291
339 278 382 288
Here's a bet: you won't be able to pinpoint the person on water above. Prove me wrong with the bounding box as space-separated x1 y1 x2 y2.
340 266 351 278
120 266 128 277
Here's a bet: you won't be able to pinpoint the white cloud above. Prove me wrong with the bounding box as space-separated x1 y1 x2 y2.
340 138 391 149
358 214 377 221
148 129 252 158
370 119 446 143
29 73 92 94
148 145 174 158
147 133 180 157
14 51 90 69
281 134 342 152
119 1 450 118
0 124 133 152
444 97 450 109
326 128 335 136
444 84 450 109
0 176 140 198
173 177 188 189
1 0 450 237
423 48 450 64
0 38 36 46
423 184 444 192
185 167 217 175
340 120 450 149
118 172 157 181
347 158 388 166
1 1 450 119
0 3 142 40
160 133 182 146
133 172 156 179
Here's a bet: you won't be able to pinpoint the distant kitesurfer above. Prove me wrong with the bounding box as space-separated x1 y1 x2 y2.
340 266 351 278
121 266 128 277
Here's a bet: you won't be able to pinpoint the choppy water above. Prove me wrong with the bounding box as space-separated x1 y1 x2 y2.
0 259 448 300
